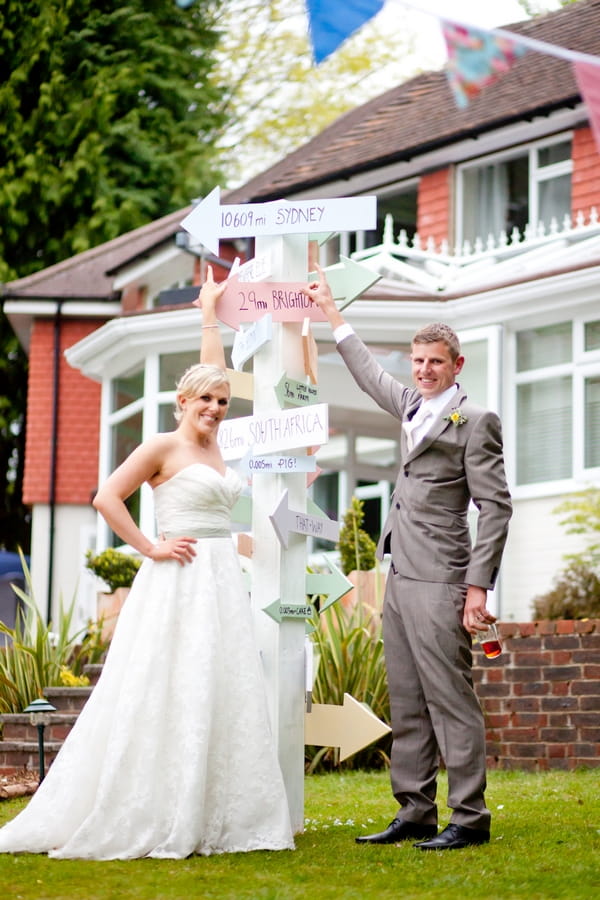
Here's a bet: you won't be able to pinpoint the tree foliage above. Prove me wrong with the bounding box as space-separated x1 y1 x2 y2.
0 0 225 281
0 0 228 549
0 312 28 551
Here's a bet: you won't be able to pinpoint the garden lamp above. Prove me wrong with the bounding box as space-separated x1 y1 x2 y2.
23 698 57 783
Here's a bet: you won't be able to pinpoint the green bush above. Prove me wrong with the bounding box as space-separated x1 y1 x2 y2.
531 487 600 620
85 547 141 593
532 557 600 620
337 496 377 576
0 553 108 714
306 599 390 773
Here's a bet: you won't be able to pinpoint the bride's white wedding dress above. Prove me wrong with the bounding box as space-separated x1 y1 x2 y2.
0 464 294 859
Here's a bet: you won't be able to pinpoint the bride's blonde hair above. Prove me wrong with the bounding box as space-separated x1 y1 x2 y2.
174 364 230 423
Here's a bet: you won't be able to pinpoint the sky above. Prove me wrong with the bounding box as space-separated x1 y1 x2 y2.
406 0 562 28
380 0 563 64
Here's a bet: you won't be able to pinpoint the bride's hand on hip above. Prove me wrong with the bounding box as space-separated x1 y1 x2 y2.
149 536 197 565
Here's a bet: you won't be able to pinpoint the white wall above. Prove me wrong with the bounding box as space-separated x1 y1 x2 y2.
29 503 98 630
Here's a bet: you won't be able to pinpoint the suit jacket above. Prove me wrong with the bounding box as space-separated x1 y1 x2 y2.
337 333 512 589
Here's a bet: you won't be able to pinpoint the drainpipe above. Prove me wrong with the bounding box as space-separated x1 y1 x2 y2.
47 301 63 623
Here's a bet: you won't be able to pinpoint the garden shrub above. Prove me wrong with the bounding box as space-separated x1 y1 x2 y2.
531 487 600 620
532 557 600 620
337 496 377 576
85 548 141 593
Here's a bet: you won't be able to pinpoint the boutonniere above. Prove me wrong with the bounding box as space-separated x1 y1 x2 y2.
444 407 468 427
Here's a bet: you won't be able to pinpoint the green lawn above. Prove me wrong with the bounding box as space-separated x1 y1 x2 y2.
1 769 599 899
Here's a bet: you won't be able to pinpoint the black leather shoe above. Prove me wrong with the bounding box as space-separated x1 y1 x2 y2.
414 823 490 850
356 817 438 844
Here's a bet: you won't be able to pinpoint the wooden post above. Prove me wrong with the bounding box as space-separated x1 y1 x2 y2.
250 233 309 832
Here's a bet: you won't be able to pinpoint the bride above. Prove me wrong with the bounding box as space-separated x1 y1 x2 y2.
0 267 294 859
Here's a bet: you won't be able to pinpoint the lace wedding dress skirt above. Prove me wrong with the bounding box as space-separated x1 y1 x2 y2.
0 465 294 859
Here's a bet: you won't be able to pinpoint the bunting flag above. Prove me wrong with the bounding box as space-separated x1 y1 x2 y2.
306 0 384 64
441 20 528 109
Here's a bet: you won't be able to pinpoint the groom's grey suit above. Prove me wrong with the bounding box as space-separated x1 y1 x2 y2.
337 332 512 831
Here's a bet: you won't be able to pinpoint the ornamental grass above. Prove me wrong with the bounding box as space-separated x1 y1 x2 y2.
0 553 107 715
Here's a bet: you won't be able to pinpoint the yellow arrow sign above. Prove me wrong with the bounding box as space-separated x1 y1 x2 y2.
304 693 391 762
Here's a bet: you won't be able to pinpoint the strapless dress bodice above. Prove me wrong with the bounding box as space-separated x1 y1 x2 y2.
152 464 243 538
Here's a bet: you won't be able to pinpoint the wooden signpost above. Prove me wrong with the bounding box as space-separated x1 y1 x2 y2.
181 190 383 834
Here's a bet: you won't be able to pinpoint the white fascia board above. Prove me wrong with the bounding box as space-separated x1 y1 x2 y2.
310 263 600 344
64 263 600 380
65 308 234 380
3 300 122 317
4 300 122 353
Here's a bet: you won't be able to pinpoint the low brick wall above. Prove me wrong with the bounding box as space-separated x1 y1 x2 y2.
473 619 600 770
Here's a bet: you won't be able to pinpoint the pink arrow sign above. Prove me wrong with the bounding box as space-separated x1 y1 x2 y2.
217 277 328 330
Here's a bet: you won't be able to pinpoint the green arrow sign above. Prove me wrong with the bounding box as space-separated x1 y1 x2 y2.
306 557 353 612
309 255 381 310
309 232 336 244
263 599 316 623
274 372 319 408
230 493 252 527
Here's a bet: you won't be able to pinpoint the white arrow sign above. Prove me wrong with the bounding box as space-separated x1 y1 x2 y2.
238 451 317 476
233 251 272 282
180 187 377 255
270 489 339 549
232 314 273 371
218 403 329 460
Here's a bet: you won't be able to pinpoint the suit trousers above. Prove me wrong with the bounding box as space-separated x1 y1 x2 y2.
383 569 491 831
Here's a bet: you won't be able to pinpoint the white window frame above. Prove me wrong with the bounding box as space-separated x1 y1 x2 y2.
457 324 503 413
337 179 419 257
456 132 573 248
96 354 161 548
508 316 600 500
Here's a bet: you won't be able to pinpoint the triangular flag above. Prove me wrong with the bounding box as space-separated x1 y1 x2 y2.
574 61 600 156
441 20 528 108
306 0 384 64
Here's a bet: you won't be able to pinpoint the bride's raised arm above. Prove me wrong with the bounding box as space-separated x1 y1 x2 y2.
194 264 228 370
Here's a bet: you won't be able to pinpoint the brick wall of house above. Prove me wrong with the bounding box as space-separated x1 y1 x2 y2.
417 168 451 248
474 619 600 771
23 318 102 506
571 124 600 218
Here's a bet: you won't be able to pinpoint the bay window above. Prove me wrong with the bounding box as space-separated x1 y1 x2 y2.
514 319 600 487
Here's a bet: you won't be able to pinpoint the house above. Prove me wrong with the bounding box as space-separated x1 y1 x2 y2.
3 0 600 625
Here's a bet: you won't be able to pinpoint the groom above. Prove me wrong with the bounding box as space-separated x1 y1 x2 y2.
303 267 512 851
